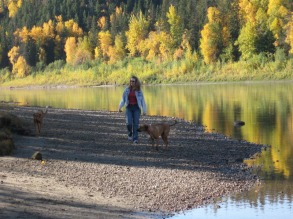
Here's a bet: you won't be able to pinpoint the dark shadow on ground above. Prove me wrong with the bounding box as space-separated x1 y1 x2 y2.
0 184 162 219
6 106 263 174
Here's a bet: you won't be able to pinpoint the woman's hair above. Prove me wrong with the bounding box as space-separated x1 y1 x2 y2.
128 76 141 91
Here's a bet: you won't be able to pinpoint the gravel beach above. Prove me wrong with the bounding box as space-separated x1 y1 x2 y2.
0 106 263 219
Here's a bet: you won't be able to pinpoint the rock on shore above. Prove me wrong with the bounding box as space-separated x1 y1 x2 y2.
0 106 263 219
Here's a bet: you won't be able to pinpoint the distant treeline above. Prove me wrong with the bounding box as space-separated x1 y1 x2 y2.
0 0 292 83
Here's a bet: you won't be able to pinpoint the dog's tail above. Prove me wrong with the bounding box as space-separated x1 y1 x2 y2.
170 120 177 126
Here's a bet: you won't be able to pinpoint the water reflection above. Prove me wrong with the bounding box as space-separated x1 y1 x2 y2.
1 81 293 217
171 180 293 219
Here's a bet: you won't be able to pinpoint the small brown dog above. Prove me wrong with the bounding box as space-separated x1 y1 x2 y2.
33 106 49 135
138 120 177 150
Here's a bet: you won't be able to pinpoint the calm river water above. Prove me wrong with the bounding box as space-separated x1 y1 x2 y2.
1 81 292 218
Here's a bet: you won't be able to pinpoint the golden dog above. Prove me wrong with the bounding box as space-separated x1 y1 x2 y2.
138 120 177 150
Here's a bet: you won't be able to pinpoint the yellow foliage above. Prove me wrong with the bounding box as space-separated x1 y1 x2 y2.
65 19 83 37
180 32 198 62
64 37 92 65
98 16 107 29
110 6 123 24
64 37 77 64
98 31 112 58
139 30 173 62
108 35 125 64
115 6 122 15
238 0 257 24
74 48 92 65
138 31 160 59
14 26 30 43
13 56 30 78
30 25 44 43
158 32 173 61
173 47 184 60
8 46 20 64
222 26 231 47
8 0 22 18
166 5 183 48
43 20 55 40
55 15 64 34
267 0 289 41
270 18 281 39
207 7 221 23
285 14 293 54
126 12 149 56
200 23 220 64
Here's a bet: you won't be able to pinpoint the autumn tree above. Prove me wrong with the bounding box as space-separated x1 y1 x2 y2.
126 11 149 56
108 34 126 64
285 13 293 54
64 36 92 65
13 56 30 77
64 19 84 38
98 30 112 60
237 0 275 59
74 37 92 65
64 37 77 65
139 29 173 62
98 16 108 31
8 46 30 78
8 0 22 18
166 5 184 49
267 0 290 47
200 7 224 64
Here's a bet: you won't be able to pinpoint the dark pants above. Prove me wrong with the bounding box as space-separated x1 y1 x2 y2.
126 104 141 141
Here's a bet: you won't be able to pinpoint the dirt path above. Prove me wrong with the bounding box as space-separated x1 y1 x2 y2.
0 106 263 218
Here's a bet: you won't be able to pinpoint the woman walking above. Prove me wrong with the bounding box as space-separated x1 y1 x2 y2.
118 76 147 143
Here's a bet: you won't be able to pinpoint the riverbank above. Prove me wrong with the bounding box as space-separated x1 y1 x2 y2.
0 106 263 218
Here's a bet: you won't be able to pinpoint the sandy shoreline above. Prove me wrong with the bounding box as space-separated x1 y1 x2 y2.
0 106 263 218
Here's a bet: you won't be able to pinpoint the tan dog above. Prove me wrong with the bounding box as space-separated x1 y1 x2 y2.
138 120 177 150
33 106 49 135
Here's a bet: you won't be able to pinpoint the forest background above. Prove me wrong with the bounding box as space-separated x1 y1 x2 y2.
0 0 292 87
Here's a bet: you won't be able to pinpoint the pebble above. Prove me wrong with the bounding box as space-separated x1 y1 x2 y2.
0 106 263 214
